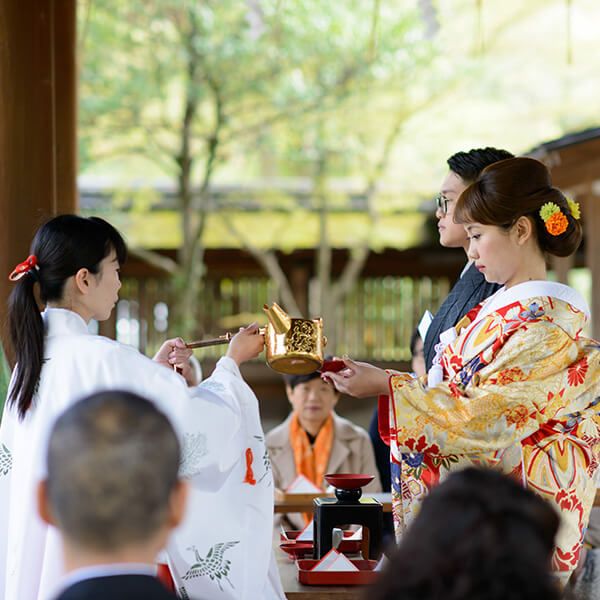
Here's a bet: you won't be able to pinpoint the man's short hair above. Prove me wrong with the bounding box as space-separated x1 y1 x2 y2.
447 147 514 184
46 390 180 551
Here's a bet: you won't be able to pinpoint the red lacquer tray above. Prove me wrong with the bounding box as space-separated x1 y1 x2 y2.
296 558 380 585
280 530 362 553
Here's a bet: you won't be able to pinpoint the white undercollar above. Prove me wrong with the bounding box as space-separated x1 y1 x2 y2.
477 280 590 322
43 307 90 337
459 260 473 278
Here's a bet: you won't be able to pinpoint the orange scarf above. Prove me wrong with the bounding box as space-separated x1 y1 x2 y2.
289 413 334 523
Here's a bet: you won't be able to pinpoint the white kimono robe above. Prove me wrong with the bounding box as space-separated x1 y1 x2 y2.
0 308 285 600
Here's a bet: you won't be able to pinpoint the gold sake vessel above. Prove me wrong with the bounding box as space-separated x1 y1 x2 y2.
263 302 326 374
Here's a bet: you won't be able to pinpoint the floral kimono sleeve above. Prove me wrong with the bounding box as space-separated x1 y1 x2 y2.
388 318 597 457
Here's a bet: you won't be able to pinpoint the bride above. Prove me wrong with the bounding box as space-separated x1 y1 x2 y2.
325 157 600 586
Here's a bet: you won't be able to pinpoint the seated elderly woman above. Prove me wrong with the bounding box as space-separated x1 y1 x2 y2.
267 369 381 530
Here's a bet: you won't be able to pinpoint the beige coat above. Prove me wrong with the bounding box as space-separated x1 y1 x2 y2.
266 412 382 530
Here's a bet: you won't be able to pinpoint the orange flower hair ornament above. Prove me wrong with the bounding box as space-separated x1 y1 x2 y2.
538 198 580 236
9 255 39 282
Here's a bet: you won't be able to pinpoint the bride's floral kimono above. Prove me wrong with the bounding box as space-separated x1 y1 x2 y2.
379 281 600 586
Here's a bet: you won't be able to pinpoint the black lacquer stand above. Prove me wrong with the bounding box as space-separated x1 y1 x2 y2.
313 486 383 560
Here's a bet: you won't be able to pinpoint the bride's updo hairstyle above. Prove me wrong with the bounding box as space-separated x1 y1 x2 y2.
454 157 582 258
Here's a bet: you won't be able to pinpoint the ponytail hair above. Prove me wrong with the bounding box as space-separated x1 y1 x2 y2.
8 215 127 419
454 157 582 258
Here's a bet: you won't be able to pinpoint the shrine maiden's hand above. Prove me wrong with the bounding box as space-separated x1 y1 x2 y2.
322 356 390 398
153 337 194 375
226 322 265 366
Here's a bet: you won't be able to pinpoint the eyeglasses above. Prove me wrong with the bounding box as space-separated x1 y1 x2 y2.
435 193 451 215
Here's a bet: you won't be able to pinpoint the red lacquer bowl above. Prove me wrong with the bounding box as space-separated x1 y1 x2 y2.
281 530 361 554
323 474 374 490
279 542 313 558
319 359 346 373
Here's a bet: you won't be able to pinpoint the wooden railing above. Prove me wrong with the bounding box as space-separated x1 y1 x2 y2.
104 274 450 362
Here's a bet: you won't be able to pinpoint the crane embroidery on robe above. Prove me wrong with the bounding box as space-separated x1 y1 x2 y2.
179 432 209 478
178 586 190 599
198 378 228 397
182 541 240 591
253 434 272 485
0 444 11 476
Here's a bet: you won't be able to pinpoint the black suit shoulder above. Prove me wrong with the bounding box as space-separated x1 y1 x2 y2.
54 574 177 600
423 263 500 371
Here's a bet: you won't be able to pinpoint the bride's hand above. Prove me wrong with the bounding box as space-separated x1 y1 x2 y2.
322 356 389 398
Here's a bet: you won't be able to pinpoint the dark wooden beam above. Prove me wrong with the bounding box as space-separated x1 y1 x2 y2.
582 192 600 340
535 137 600 190
550 157 600 190
121 246 469 282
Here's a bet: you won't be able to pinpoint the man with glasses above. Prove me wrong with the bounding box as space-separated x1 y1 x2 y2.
422 147 514 371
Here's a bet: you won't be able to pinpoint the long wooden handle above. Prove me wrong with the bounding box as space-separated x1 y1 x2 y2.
184 327 266 349
174 328 265 372
184 333 233 348
173 333 232 373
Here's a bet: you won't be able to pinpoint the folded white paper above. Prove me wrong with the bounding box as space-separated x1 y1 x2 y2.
311 549 359 572
374 554 388 571
285 474 322 494
347 526 362 540
418 309 434 340
297 520 314 541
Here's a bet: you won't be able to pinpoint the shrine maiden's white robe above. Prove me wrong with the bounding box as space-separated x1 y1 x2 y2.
0 308 285 600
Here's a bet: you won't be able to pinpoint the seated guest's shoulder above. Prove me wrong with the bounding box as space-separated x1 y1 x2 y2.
332 413 371 440
265 414 293 448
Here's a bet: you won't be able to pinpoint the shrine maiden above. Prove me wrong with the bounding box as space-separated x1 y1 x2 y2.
0 215 284 600
325 158 600 586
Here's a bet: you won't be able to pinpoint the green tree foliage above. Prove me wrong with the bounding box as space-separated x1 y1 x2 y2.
0 344 10 419
79 0 438 339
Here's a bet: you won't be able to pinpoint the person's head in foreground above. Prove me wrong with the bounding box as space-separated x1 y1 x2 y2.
454 156 582 288
37 390 188 569
436 147 514 249
284 367 341 438
370 467 560 600
8 214 128 419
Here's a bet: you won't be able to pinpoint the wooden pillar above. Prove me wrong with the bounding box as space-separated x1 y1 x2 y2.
0 1 77 362
582 191 600 340
550 254 574 285
289 264 311 317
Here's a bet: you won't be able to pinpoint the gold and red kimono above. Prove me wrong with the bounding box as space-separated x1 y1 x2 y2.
379 281 600 585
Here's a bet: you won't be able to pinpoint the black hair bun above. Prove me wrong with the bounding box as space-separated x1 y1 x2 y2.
535 189 582 257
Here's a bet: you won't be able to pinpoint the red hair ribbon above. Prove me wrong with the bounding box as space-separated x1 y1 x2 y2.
9 255 39 282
